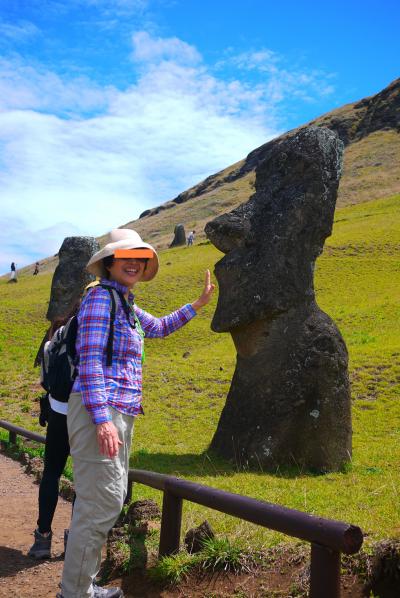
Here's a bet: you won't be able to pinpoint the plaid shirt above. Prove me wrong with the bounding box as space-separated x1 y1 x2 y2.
72 279 196 424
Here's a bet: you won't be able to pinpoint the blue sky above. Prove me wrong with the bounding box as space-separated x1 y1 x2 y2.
0 0 399 273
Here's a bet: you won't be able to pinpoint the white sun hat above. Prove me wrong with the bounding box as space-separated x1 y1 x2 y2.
86 229 159 282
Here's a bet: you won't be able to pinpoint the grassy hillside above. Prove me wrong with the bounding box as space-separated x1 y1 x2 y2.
1 194 400 549
339 130 400 207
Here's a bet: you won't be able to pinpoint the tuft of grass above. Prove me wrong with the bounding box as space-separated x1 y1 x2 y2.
148 537 253 587
200 536 251 574
148 551 199 585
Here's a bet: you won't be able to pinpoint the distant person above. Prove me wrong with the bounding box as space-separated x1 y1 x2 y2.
28 305 79 560
8 262 17 283
33 262 40 275
187 230 195 246
58 228 215 598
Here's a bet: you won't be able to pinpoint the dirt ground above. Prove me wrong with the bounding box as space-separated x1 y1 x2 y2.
0 452 71 597
0 451 365 597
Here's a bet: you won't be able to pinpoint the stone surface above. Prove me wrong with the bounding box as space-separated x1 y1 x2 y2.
169 223 186 247
205 126 351 472
46 236 99 321
185 520 215 554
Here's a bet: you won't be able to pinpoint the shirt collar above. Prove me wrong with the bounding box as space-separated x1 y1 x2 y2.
100 278 134 303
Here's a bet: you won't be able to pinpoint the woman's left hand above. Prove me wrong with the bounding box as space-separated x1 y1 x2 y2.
191 269 216 311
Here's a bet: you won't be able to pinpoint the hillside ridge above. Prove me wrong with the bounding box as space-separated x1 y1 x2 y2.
139 77 399 220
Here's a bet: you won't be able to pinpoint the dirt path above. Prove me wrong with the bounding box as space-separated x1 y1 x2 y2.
0 452 71 597
0 451 365 598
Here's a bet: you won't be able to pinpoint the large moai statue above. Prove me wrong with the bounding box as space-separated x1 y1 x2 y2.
34 236 99 366
205 127 351 472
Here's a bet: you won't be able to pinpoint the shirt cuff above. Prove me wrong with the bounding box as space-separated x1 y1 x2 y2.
89 405 112 425
181 303 197 319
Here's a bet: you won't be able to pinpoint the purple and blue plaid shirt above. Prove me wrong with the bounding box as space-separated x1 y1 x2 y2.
72 279 196 424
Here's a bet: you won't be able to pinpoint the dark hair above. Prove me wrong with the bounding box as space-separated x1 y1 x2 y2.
48 301 80 340
103 255 115 278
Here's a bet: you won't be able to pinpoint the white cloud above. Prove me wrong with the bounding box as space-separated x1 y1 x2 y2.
0 57 116 115
0 32 336 273
218 47 336 106
132 31 202 65
221 49 280 73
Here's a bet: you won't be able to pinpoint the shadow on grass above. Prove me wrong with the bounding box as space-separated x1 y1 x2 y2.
130 449 235 478
129 449 336 480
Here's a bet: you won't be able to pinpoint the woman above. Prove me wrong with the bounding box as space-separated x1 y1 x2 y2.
58 229 215 598
28 310 78 560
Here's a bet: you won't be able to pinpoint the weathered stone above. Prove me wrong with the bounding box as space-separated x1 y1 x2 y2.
139 201 177 219
169 224 186 247
185 520 215 554
205 126 351 472
46 236 99 322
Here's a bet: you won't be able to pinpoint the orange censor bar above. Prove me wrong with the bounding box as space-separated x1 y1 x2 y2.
114 249 154 259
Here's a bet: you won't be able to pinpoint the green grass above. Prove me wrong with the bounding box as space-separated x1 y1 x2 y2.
149 551 198 585
1 193 400 550
149 536 252 585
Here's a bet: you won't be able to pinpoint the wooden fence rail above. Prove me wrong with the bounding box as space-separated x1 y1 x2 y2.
0 418 363 598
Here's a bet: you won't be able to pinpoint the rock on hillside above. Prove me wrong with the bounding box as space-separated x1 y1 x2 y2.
308 77 400 144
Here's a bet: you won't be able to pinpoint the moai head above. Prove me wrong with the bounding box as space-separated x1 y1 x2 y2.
46 236 99 321
205 127 343 332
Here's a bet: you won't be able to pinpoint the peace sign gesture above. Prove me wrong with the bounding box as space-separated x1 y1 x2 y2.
191 269 216 311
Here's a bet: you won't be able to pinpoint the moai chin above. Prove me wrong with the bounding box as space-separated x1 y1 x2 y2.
205 126 351 472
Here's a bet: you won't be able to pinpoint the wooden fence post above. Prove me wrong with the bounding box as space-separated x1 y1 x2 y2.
158 490 183 557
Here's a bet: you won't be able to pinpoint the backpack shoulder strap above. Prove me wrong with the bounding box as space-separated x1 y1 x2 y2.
65 316 79 360
114 289 135 327
99 284 136 366
100 285 117 367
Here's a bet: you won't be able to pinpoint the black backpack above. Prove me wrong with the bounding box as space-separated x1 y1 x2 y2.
41 284 136 402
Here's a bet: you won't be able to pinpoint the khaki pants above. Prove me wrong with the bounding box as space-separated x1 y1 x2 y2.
60 393 134 598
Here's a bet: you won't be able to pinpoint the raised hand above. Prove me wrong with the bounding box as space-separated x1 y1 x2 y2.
191 269 216 311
